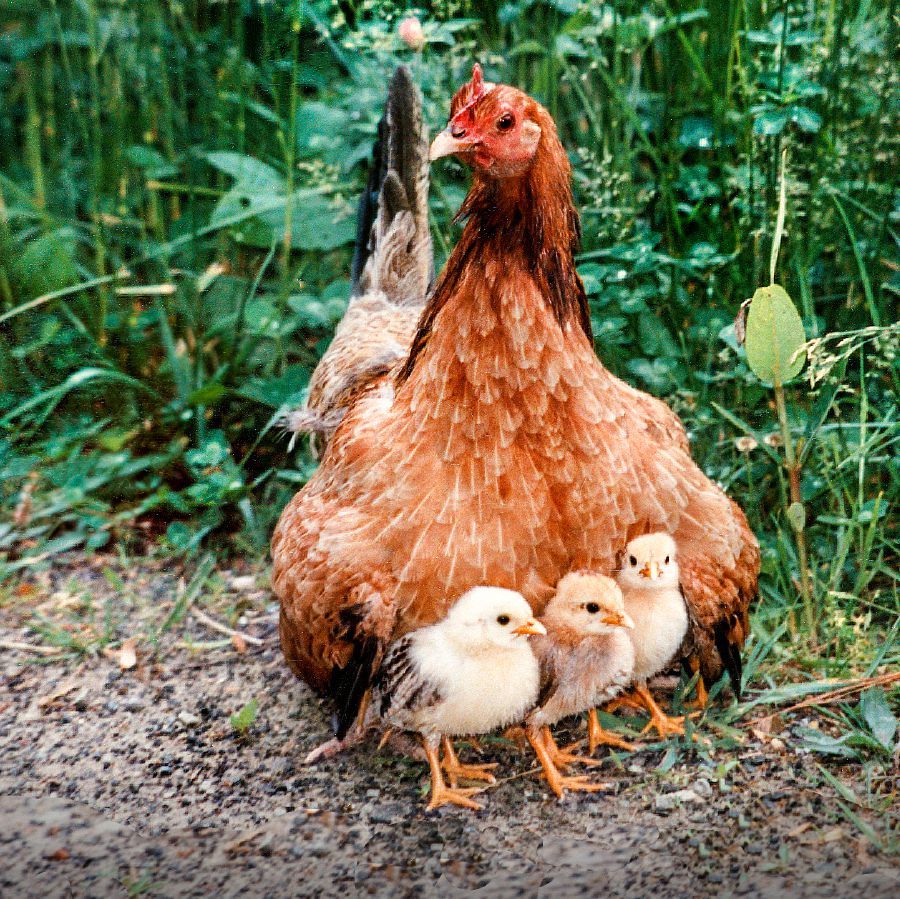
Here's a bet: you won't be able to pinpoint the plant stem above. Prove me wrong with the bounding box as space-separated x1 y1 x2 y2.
773 379 815 646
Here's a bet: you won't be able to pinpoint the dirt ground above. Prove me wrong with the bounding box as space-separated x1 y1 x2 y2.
0 557 896 898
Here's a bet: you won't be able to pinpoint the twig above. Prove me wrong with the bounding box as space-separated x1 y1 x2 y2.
191 608 265 646
744 671 900 727
0 639 60 656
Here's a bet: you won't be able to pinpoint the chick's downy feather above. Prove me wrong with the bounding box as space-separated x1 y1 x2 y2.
273 67 759 726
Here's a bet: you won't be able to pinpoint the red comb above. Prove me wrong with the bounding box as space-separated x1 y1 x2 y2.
450 63 492 122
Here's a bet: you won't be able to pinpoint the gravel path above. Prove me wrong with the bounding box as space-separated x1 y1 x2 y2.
1 557 896 897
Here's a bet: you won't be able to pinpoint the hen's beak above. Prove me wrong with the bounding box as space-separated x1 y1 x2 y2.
639 561 660 579
602 611 634 629
429 128 475 162
512 618 546 637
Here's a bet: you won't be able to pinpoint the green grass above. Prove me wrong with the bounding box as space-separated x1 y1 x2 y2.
0 2 896 681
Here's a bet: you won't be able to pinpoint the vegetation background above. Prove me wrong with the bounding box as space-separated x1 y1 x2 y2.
0 1 896 761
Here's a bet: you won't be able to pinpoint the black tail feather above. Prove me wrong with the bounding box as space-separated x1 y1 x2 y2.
713 619 743 700
330 634 380 740
349 65 431 299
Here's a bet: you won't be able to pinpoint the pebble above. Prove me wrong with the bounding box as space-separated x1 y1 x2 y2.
178 711 201 727
692 778 713 798
654 789 701 811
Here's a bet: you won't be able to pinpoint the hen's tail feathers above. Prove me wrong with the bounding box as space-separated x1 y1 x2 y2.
713 618 744 701
329 582 396 740
351 65 432 307
331 633 381 740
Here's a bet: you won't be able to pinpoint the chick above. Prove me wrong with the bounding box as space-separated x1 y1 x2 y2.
371 586 546 811
615 533 690 738
526 572 635 799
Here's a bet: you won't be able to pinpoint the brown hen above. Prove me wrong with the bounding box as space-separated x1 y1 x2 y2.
272 65 759 738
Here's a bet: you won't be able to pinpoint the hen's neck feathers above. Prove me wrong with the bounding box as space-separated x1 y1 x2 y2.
398 108 591 385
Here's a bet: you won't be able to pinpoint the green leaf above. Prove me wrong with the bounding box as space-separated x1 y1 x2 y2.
753 108 789 136
859 688 897 750
744 284 807 385
230 698 259 735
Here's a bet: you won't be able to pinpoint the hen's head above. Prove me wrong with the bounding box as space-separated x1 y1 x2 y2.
430 64 544 177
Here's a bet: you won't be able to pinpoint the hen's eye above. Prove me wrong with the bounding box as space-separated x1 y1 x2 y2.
497 615 510 626
497 112 515 131
664 556 670 565
629 555 637 566
586 603 600 614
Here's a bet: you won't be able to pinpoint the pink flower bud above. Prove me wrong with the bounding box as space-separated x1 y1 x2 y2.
398 17 425 51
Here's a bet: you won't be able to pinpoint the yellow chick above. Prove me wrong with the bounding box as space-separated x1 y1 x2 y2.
371 586 546 811
616 533 690 738
526 572 636 799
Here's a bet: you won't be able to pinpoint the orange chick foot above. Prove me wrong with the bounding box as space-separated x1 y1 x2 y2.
441 736 497 787
426 783 484 811
587 709 635 753
641 710 686 738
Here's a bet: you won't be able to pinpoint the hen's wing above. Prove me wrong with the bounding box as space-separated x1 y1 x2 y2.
281 66 432 454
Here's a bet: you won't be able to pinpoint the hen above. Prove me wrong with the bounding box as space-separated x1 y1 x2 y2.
272 64 759 739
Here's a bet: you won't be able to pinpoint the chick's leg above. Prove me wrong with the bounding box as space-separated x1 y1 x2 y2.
634 683 686 738
603 691 644 714
528 728 611 800
586 708 635 753
423 738 483 811
441 736 497 788
543 726 602 769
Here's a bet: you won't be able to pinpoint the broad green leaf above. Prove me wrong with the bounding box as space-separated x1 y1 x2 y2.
203 152 284 192
744 284 807 385
859 688 897 750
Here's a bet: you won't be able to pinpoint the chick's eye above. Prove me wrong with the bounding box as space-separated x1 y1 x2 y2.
629 555 637 566
496 615 510 626
664 556 670 565
586 603 600 614
497 112 515 131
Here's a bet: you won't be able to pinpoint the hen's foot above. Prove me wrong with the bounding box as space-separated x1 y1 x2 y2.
304 737 351 765
683 674 709 712
587 709 635 753
441 736 497 788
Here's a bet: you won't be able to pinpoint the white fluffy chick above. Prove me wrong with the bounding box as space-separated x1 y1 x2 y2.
526 572 636 799
616 533 690 738
371 586 546 811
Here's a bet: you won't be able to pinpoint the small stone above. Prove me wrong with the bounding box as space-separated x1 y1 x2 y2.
693 777 713 798
654 789 701 811
177 711 200 727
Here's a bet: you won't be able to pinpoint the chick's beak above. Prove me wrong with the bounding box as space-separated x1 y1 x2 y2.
602 611 634 629
512 618 546 637
429 128 475 162
639 561 660 579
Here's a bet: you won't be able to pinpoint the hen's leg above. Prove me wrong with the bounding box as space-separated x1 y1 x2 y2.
527 727 610 800
424 738 483 811
441 736 497 788
683 659 709 711
304 691 371 764
586 708 635 753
